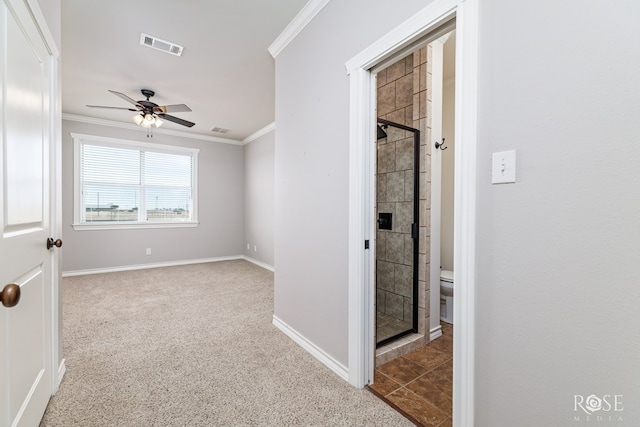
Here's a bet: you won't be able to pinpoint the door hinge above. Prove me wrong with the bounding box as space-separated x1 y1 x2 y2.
364 240 370 250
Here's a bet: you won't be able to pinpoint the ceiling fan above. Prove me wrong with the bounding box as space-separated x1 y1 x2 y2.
87 89 195 128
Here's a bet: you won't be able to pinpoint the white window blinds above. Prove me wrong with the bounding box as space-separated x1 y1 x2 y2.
74 134 198 228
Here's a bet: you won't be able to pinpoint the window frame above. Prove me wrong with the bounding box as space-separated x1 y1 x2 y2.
72 133 199 230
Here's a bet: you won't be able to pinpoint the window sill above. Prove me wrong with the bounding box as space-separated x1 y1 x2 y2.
72 221 199 231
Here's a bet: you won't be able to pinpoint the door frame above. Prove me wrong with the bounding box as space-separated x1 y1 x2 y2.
345 0 478 425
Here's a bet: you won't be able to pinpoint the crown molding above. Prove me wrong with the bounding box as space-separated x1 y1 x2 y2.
268 0 330 58
62 113 244 145
243 122 275 144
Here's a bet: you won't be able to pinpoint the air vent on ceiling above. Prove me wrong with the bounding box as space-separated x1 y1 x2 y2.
211 126 230 134
140 33 183 56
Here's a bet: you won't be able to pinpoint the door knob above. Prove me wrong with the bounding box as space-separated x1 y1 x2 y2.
0 283 20 308
47 237 63 250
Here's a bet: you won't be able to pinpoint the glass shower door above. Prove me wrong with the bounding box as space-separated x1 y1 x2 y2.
375 118 419 346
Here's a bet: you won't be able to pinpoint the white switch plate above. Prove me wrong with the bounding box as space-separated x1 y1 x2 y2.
492 150 516 184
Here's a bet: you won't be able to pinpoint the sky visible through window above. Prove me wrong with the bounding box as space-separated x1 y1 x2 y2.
81 144 193 221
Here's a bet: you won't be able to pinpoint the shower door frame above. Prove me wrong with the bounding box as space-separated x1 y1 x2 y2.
375 118 420 346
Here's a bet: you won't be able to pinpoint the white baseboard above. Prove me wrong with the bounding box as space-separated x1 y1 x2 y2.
430 324 443 341
242 255 274 272
272 315 349 382
62 255 244 277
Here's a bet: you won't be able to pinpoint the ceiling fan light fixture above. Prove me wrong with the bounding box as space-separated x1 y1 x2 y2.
132 114 144 126
154 117 164 128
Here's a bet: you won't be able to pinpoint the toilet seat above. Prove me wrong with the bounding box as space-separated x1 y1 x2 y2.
440 269 453 283
440 270 454 297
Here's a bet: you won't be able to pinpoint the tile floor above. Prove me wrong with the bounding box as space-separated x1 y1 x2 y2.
369 322 453 427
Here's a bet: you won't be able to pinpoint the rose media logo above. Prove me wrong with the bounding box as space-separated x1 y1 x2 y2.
573 394 623 423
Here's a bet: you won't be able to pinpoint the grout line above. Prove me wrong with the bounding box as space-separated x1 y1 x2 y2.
436 417 452 427
373 370 404 397
365 385 424 427
372 326 454 424
399 387 450 424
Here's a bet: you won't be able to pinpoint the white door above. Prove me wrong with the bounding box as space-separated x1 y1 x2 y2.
0 0 56 425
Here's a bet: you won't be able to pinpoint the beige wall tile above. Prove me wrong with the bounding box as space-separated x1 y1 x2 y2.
377 260 395 291
386 110 406 131
386 292 404 320
419 146 426 173
424 207 431 238
403 234 414 266
376 231 386 260
377 172 387 202
377 142 395 173
396 201 413 234
377 83 396 116
413 93 421 121
385 232 405 264
418 254 427 282
394 264 412 297
405 55 414 72
403 299 413 323
395 74 413 109
386 171 405 202
396 137 414 171
377 68 387 87
386 58 406 81
413 69 420 95
419 199 427 227
405 106 413 127
404 170 414 201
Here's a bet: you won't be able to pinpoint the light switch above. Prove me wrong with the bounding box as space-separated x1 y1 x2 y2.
492 150 516 184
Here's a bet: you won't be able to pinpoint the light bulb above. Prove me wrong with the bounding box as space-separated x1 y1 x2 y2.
132 114 144 125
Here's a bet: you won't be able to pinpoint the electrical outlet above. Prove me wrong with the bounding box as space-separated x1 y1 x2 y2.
247 243 250 250
254 245 257 252
146 248 151 255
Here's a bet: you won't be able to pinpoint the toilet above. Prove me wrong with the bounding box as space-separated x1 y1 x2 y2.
440 269 454 324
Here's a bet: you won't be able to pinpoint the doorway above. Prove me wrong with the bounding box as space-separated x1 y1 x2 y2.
346 0 478 424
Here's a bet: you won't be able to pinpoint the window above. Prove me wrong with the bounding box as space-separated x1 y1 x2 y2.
72 133 199 230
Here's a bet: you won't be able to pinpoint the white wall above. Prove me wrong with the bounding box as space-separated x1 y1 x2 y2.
243 129 275 267
37 0 61 44
61 120 244 273
440 78 455 271
274 0 435 368
474 1 640 425
275 0 640 424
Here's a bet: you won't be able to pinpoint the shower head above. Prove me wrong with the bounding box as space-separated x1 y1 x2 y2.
377 124 388 140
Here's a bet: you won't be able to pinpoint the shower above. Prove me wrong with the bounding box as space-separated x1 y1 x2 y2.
375 118 419 346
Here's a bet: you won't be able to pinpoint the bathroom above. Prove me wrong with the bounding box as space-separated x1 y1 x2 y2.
374 30 456 360
371 31 456 425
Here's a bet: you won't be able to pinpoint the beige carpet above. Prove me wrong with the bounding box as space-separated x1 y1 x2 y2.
40 260 412 426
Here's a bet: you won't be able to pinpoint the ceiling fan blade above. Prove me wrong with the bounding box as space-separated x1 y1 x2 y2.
87 105 139 111
154 104 192 114
158 114 195 128
108 90 143 107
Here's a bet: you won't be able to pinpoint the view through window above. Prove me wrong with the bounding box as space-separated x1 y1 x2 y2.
73 134 199 228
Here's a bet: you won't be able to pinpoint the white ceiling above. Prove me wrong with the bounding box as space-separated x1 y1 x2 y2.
61 1 309 141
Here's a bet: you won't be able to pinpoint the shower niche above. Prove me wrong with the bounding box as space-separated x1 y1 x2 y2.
375 118 419 346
